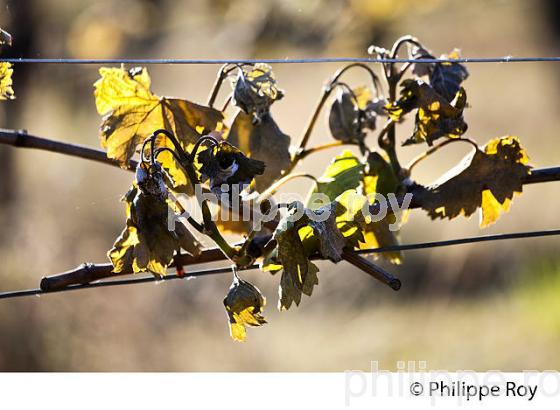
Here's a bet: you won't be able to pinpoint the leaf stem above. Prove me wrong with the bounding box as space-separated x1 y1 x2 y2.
293 84 336 158
330 62 383 97
182 159 238 260
150 129 238 261
258 173 318 202
207 64 236 108
390 35 424 59
298 140 348 160
189 134 218 161
207 63 253 108
377 116 401 178
406 137 480 174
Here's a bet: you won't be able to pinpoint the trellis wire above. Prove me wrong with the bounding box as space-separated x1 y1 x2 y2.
1 55 559 301
2 57 560 65
1 228 559 300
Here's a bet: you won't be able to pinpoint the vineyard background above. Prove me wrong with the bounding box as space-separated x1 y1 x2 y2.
1 0 560 370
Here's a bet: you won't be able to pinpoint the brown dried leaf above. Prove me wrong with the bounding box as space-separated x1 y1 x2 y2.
416 136 530 227
227 110 291 192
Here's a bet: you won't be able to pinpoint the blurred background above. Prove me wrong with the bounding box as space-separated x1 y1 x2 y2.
0 0 559 371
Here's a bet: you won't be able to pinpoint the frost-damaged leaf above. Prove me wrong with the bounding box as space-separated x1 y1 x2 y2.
223 274 266 342
360 152 402 264
327 86 382 145
94 66 224 187
197 141 265 195
416 136 530 228
231 63 283 122
227 110 291 192
410 45 435 77
300 202 348 263
0 28 12 46
0 62 14 100
429 49 469 103
109 162 201 277
387 79 467 146
307 151 402 263
307 150 364 209
273 205 319 310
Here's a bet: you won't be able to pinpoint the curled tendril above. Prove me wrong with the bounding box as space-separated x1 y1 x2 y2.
189 135 219 162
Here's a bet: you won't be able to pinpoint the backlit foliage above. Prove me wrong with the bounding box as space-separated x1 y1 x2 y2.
90 36 533 341
0 28 14 100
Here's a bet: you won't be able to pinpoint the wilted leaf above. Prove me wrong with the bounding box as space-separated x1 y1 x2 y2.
273 205 319 310
387 79 467 146
197 141 265 195
0 62 15 100
415 136 530 227
260 247 283 275
109 162 201 277
94 66 224 187
228 110 291 192
232 63 283 122
361 152 402 264
328 88 361 143
429 49 469 102
307 150 364 209
223 274 266 342
305 202 347 262
328 86 379 144
410 45 435 77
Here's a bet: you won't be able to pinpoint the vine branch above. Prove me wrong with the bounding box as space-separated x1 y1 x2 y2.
2 129 560 294
2 228 557 300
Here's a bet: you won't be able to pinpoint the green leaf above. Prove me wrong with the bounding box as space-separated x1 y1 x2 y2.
227 110 291 192
307 150 364 209
364 151 399 196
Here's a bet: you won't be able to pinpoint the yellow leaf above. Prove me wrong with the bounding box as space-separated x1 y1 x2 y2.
223 275 266 342
0 62 15 100
480 189 512 228
353 86 372 110
360 152 402 264
94 67 154 115
94 66 224 188
272 206 320 310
